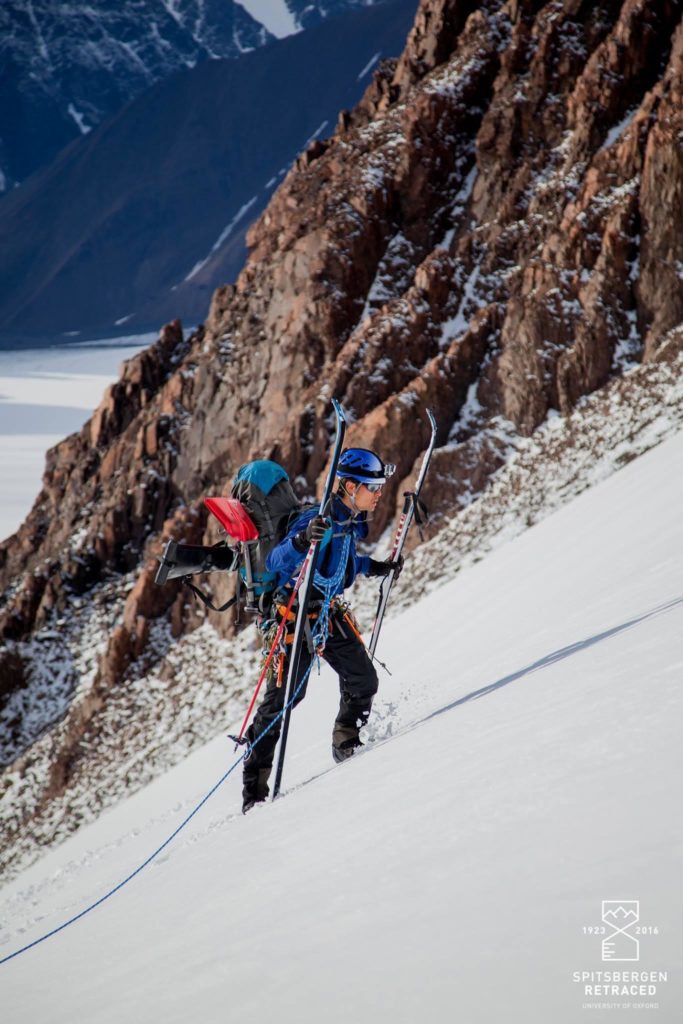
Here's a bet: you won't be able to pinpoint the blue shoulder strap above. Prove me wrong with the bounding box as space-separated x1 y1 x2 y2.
319 527 334 554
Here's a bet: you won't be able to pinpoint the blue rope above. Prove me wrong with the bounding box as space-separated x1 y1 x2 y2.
0 535 352 968
312 533 351 651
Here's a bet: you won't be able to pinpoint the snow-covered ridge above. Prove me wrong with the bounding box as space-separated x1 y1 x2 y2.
0 599 260 879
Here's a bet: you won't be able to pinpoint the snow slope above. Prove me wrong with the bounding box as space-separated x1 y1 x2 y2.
236 0 300 37
1 428 682 1021
0 337 154 541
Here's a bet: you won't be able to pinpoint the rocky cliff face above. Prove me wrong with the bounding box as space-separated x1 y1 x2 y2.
2 0 683 869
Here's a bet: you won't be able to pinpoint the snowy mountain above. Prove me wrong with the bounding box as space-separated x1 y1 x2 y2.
0 0 417 343
1 419 681 1021
239 0 379 34
0 0 383 191
0 0 270 190
286 0 384 28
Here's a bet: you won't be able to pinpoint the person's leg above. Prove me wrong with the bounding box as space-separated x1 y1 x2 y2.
242 641 313 810
323 622 379 762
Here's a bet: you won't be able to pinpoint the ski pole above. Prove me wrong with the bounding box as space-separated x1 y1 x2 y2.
230 566 306 748
368 408 437 658
272 398 347 799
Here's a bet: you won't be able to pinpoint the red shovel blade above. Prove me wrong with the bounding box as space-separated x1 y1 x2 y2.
204 497 259 541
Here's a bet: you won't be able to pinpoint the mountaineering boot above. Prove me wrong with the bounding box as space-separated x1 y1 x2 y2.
332 736 363 763
332 694 372 763
242 768 270 812
331 720 364 764
242 756 271 813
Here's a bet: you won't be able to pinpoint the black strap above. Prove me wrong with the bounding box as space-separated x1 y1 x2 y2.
332 607 348 639
412 495 430 542
228 733 249 746
181 578 238 613
414 496 429 524
304 617 315 654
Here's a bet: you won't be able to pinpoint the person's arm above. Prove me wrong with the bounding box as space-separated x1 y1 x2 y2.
265 508 326 579
356 554 371 576
366 554 404 578
291 514 330 552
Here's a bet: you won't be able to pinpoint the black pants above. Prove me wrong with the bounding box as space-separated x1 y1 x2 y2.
243 613 378 795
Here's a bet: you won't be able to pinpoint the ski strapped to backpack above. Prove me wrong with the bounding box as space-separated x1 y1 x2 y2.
368 408 437 659
271 397 347 800
154 460 302 620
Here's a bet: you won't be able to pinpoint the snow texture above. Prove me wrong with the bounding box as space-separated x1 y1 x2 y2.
1 410 682 1021
184 197 258 281
357 50 381 80
600 107 639 152
66 103 91 135
235 0 301 38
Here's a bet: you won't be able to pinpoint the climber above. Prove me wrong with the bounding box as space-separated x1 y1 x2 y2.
241 447 403 812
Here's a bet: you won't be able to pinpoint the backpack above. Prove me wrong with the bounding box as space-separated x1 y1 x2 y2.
204 459 302 618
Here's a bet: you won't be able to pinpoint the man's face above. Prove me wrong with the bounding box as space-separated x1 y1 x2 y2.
344 479 384 513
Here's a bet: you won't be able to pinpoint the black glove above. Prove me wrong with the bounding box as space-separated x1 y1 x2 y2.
306 516 330 543
368 554 404 579
294 515 330 551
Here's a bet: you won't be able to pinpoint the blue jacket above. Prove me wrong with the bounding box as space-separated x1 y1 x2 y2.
266 495 371 595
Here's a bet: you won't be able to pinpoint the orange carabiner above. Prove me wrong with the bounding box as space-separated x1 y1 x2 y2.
276 650 286 687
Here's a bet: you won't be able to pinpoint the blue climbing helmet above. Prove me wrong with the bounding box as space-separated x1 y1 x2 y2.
337 447 396 485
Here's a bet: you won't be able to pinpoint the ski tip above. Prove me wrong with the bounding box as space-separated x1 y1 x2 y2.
331 397 346 422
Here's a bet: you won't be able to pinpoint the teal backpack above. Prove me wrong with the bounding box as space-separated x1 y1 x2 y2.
156 459 302 619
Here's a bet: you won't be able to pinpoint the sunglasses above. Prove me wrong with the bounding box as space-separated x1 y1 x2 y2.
362 482 384 493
